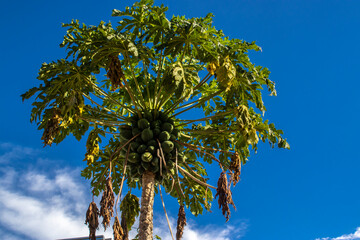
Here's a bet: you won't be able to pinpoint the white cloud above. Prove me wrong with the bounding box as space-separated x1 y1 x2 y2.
316 228 360 240
0 167 112 240
0 188 86 239
0 143 247 240
24 171 55 192
0 142 111 240
0 165 246 240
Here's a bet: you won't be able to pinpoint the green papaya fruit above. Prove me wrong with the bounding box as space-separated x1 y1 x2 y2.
170 134 176 141
147 145 155 154
132 127 141 136
141 128 153 142
138 118 150 130
147 139 157 147
141 152 153 162
161 122 174 133
130 142 140 152
151 120 162 129
153 128 161 137
171 147 177 154
143 111 153 122
162 140 174 153
128 152 140 163
159 131 170 142
172 128 180 138
165 152 172 160
137 144 147 154
135 136 143 144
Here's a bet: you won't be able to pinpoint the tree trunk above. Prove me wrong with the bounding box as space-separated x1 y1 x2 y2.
139 171 155 240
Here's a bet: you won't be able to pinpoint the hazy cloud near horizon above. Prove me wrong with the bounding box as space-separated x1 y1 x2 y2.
316 228 360 240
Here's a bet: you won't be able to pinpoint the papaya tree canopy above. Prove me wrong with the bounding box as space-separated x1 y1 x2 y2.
22 0 289 238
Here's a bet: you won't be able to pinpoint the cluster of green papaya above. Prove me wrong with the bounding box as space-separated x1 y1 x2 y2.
119 110 185 182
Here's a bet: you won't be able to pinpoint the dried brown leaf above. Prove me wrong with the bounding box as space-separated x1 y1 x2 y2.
176 205 186 240
113 216 124 240
229 152 241 186
85 201 99 240
100 177 115 230
215 172 236 222
41 109 61 146
106 55 124 90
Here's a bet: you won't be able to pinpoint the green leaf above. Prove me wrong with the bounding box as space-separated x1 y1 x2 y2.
120 193 140 231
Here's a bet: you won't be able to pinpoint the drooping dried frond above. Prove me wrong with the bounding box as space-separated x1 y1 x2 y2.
176 205 186 240
100 177 115 230
41 109 62 146
85 201 99 240
107 55 124 90
229 152 241 186
215 172 236 222
113 216 124 240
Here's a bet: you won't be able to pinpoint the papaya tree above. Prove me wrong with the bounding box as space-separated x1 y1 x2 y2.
22 0 289 239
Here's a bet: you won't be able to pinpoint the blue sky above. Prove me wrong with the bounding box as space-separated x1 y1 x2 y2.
1 0 360 239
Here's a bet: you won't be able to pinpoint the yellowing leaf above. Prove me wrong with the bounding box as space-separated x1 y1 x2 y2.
215 56 236 91
247 129 259 145
79 104 85 115
207 62 218 75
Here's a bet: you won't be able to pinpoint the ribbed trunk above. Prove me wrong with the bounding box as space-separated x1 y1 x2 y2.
139 171 155 240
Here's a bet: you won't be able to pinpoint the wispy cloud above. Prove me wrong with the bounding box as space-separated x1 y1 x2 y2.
0 143 248 240
316 228 360 240
152 214 247 240
0 228 21 240
0 142 39 163
183 222 247 240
